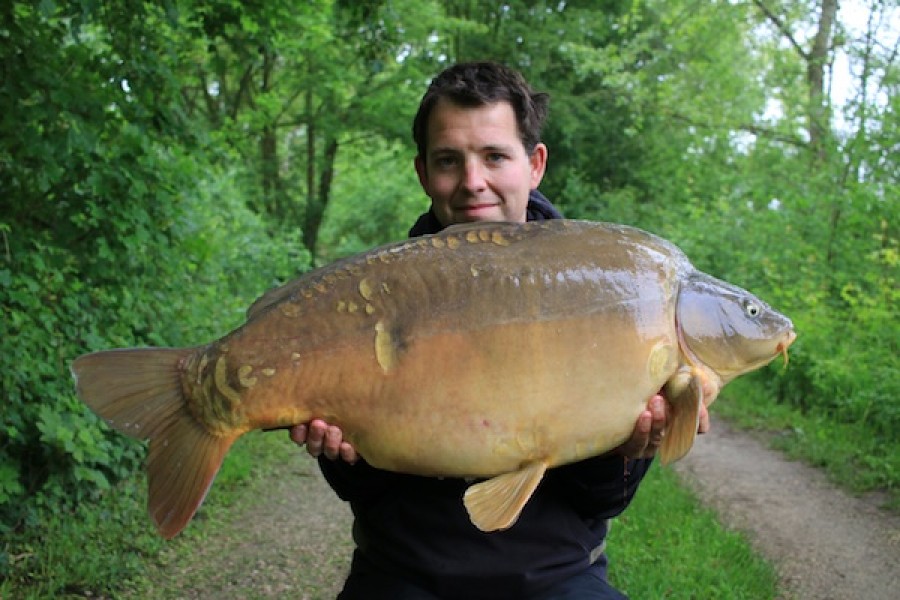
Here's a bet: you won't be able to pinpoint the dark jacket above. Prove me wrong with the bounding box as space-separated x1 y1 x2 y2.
319 191 653 599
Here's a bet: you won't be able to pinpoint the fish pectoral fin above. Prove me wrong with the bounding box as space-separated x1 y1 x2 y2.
660 367 703 465
463 461 548 532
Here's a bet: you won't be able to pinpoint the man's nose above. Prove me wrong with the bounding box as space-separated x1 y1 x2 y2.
462 159 487 192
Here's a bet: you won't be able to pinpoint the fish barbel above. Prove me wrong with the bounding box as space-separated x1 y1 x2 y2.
71 220 796 538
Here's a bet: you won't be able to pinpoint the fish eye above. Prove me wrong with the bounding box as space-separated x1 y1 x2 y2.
744 300 760 318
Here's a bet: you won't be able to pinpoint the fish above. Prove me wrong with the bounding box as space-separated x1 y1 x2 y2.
71 219 796 539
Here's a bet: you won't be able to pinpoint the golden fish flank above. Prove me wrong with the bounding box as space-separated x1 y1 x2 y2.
71 219 796 540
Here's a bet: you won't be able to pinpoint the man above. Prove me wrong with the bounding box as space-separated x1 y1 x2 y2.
290 61 709 599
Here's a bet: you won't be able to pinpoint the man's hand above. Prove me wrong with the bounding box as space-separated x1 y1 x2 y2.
290 419 358 464
614 394 710 459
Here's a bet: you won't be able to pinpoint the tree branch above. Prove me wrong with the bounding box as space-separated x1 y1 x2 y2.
665 110 808 148
751 0 810 60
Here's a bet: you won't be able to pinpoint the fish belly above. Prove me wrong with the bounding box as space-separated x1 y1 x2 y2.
347 315 674 477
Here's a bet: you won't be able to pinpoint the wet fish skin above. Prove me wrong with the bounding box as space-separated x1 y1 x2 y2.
71 220 795 538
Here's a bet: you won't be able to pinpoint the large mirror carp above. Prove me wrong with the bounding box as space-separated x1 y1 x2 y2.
72 220 796 538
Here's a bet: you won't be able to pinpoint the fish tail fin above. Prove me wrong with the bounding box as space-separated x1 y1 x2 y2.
659 367 703 465
71 348 236 539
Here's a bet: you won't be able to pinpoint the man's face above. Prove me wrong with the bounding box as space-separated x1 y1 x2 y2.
415 98 547 226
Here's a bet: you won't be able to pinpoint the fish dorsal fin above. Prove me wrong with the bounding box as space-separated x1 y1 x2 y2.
660 367 703 464
463 460 548 532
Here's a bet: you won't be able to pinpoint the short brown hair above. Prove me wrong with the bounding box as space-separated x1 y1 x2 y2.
412 61 549 159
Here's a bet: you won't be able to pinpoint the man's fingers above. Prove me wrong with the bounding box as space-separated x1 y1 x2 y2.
303 420 328 457
649 395 666 431
322 425 343 460
289 424 308 446
292 419 359 463
698 404 710 434
339 442 358 465
617 409 652 458
636 395 666 457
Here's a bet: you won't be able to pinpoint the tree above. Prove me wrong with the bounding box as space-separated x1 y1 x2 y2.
178 0 444 263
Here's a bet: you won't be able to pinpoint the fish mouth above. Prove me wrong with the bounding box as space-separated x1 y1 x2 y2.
776 330 797 367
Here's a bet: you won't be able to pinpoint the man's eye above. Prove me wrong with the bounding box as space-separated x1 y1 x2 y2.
434 156 457 168
486 153 506 163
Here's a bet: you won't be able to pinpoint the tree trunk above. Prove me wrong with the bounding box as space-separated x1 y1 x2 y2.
303 136 338 264
259 47 281 220
807 0 837 163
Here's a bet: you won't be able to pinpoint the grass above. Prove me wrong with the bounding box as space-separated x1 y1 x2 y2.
609 466 779 599
715 378 900 511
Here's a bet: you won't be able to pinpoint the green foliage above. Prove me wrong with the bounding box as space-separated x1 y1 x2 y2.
316 137 427 264
0 150 302 530
0 476 164 598
0 2 305 531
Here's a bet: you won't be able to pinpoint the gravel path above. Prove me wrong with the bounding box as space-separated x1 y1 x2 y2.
138 420 900 599
672 417 900 600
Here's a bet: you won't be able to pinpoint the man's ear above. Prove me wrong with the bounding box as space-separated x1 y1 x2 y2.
414 155 428 191
529 143 548 189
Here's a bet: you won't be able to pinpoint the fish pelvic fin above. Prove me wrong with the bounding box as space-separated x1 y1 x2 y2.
463 460 548 532
659 367 703 465
71 348 236 539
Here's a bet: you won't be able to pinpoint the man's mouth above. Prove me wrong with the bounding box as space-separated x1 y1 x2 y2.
456 203 499 213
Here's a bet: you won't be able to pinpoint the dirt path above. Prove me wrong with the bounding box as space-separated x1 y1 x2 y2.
672 417 900 600
138 420 900 599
